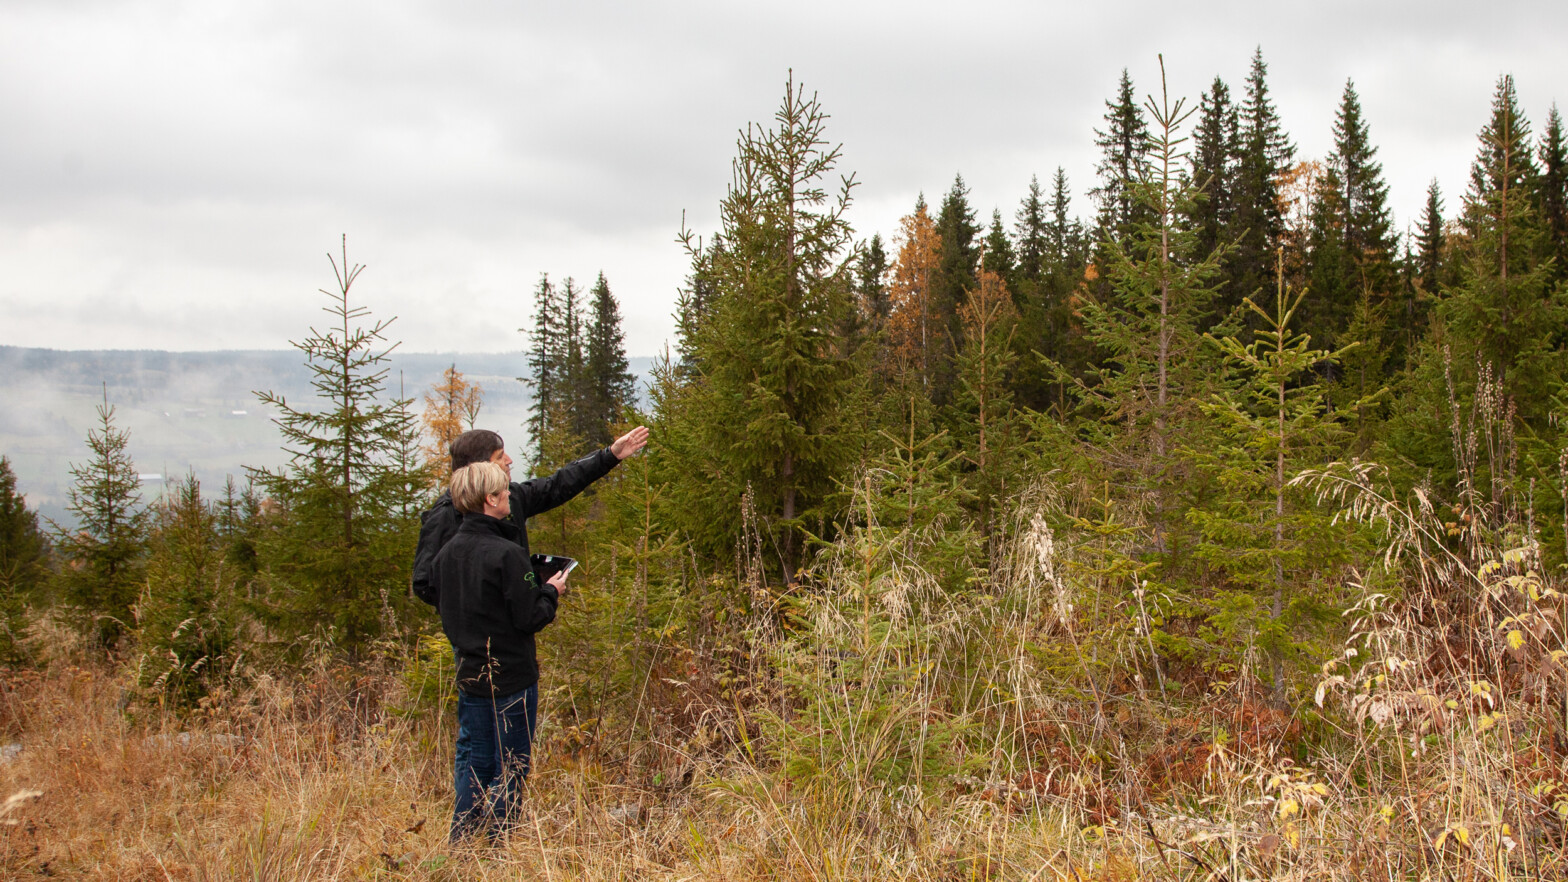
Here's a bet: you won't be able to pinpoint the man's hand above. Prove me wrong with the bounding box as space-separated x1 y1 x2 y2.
547 570 570 599
611 425 650 460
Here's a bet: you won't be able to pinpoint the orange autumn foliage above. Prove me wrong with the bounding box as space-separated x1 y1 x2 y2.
885 202 942 383
421 365 483 485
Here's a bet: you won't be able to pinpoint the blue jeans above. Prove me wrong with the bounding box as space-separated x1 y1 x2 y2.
451 684 538 841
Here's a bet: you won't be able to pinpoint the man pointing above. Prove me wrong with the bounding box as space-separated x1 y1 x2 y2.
412 425 649 607
413 425 648 841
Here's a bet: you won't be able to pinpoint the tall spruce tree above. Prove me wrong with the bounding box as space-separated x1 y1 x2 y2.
1012 174 1058 412
524 274 564 465
674 236 722 379
1441 75 1563 424
584 272 637 448
670 73 863 581
856 233 891 337
1461 75 1541 264
1189 75 1240 318
251 239 426 652
0 457 44 599
1401 179 1447 355
1231 48 1295 306
1091 69 1153 241
1046 168 1084 266
1540 104 1568 281
983 209 1017 291
1304 80 1397 351
1014 175 1050 285
929 175 980 403
558 277 594 451
52 393 149 648
1388 76 1567 492
1416 180 1446 293
1036 168 1093 410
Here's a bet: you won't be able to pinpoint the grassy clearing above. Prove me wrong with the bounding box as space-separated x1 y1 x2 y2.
3 584 1565 880
5 475 1568 879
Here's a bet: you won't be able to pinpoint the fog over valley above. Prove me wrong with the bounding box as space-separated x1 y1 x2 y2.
0 346 653 526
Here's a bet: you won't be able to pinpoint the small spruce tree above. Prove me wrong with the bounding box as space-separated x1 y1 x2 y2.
1190 252 1360 693
948 267 1022 564
1068 58 1224 552
136 474 242 706
250 238 426 653
1538 104 1568 282
53 392 149 648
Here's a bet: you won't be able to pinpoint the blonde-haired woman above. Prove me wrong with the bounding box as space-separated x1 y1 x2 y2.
433 459 567 841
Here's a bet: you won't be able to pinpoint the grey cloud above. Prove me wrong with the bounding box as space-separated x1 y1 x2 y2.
2 1 1567 354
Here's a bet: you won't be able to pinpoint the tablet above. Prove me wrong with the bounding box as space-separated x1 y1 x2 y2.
530 553 578 582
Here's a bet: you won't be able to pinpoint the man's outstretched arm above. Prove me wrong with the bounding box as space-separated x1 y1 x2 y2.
514 426 650 519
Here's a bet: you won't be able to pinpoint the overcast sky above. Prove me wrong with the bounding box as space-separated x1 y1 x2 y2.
3 1 1565 357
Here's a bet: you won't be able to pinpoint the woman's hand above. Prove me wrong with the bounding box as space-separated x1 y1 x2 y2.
547 570 570 599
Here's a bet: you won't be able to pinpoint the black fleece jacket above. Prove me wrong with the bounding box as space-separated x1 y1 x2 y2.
433 514 558 696
411 447 619 606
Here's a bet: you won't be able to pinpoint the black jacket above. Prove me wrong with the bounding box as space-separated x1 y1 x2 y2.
411 447 619 606
433 514 558 696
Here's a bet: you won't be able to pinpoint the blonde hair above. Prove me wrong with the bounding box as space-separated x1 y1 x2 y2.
450 461 508 514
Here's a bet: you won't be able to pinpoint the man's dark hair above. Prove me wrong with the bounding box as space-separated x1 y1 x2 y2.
450 429 505 471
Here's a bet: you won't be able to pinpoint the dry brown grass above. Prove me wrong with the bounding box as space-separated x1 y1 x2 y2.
5 466 1568 879
0 653 1077 881
0 626 1565 880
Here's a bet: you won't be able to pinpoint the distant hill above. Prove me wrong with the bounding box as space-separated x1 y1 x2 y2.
0 347 655 526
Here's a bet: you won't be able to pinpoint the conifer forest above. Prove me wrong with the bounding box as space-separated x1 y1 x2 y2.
7 53 1568 879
